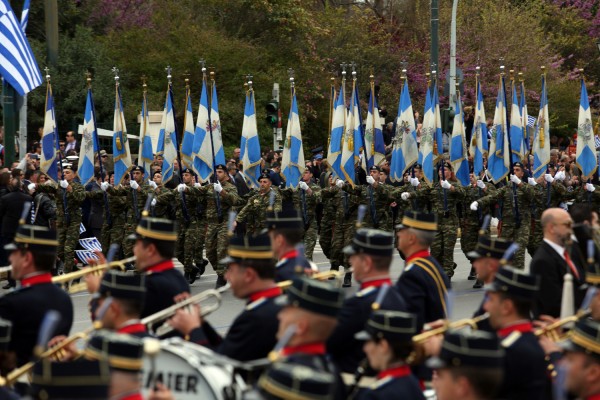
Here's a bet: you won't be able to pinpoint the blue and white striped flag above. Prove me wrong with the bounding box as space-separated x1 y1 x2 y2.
418 84 435 184
78 88 99 186
210 82 226 168
362 82 386 171
509 83 524 163
391 79 418 181
432 84 444 163
341 80 363 186
40 81 59 182
138 88 154 176
532 74 550 179
161 85 178 184
326 85 344 180
527 115 536 128
20 0 29 32
0 0 41 95
576 79 597 178
450 92 469 186
281 87 305 188
112 85 132 186
193 77 212 181
241 89 262 189
520 80 530 152
180 85 195 170
470 79 488 177
488 77 510 183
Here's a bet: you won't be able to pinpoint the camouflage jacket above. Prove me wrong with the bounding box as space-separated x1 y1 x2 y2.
236 188 282 234
188 180 241 223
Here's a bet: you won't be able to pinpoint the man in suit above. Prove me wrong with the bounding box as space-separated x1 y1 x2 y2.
64 131 80 153
530 207 586 318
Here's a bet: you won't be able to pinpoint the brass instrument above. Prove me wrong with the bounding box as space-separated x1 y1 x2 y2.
142 285 228 336
52 256 136 294
412 313 490 344
278 269 348 289
535 310 591 341
0 266 12 275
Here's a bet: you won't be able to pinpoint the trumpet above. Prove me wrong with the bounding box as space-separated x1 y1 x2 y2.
535 309 591 341
278 269 348 289
141 284 228 336
52 256 136 294
0 266 12 275
412 313 490 344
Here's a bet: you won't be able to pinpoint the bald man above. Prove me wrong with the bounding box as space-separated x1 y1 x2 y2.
530 208 586 318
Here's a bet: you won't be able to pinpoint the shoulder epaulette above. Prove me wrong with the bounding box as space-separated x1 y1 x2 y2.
246 297 268 311
355 286 377 298
370 376 393 390
501 331 522 348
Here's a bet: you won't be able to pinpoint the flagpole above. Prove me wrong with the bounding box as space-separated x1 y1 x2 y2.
539 66 552 207
502 64 520 228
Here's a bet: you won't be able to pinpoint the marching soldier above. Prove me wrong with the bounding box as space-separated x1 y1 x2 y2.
0 223 73 366
327 228 406 374
169 233 282 362
319 173 343 270
150 170 171 218
235 172 282 236
298 167 321 260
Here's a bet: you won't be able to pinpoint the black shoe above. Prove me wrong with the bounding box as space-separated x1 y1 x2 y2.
2 281 14 290
468 267 477 280
183 270 190 282
196 259 208 277
343 272 352 288
187 266 200 284
215 275 227 289
473 279 484 289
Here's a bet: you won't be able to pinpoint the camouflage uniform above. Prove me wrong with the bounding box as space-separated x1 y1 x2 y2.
152 185 172 218
298 184 321 260
188 179 241 275
319 184 339 260
477 183 535 270
412 181 465 278
527 181 568 257
573 183 600 215
342 183 393 231
461 182 497 259
86 189 127 254
236 188 282 236
331 188 361 269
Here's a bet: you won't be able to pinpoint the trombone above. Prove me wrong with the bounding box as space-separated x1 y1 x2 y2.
52 256 136 294
535 309 591 341
141 284 228 337
278 269 348 290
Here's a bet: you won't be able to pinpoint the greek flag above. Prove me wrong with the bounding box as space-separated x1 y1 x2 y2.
78 88 99 186
576 79 597 178
432 84 444 162
112 85 131 186
210 83 226 167
341 81 363 186
180 85 195 170
160 85 178 184
532 74 550 179
469 79 488 177
20 0 29 31
450 92 469 186
40 81 59 182
138 89 154 176
509 83 524 163
362 82 386 171
326 85 344 180
0 0 41 95
193 77 212 181
520 80 530 152
241 89 261 189
281 87 305 188
488 76 510 183
419 84 435 184
155 100 166 156
391 79 417 181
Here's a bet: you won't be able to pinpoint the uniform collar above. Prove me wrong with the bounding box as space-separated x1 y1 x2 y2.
280 249 299 261
20 272 52 288
405 250 431 264
377 365 412 380
112 393 144 400
145 260 174 274
248 286 282 303
360 277 392 290
281 342 326 357
586 394 600 400
117 320 146 335
497 320 533 337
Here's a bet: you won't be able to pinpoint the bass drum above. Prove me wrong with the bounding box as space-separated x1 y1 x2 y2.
142 338 246 400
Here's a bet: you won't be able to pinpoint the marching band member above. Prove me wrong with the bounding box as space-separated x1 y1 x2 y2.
255 361 336 400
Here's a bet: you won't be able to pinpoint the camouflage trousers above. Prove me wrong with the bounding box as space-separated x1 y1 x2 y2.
498 218 531 270
331 218 356 268
430 217 458 278
318 216 334 259
176 220 199 273
303 223 318 261
205 220 228 276
460 220 480 260
527 218 543 258
57 214 82 273
101 218 126 255
121 222 136 259
197 218 207 262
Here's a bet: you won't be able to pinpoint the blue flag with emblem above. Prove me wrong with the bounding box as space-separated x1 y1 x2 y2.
391 79 418 182
470 79 488 177
78 88 99 186
450 91 470 186
138 87 153 177
326 85 344 180
241 88 262 189
112 85 131 186
509 83 524 163
161 85 178 184
576 79 597 178
180 85 195 170
341 80 363 186
419 84 435 184
532 74 550 179
488 77 510 183
281 86 305 188
40 80 59 182
362 81 386 171
520 80 530 152
210 82 226 168
193 76 212 181
0 0 41 95
432 84 444 163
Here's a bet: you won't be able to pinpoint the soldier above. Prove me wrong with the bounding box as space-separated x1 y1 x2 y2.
428 330 505 400
354 310 424 400
156 167 201 283
184 164 240 288
150 170 171 219
319 173 343 268
99 172 128 255
35 165 86 273
0 223 73 366
298 167 321 260
471 162 536 270
483 266 549 399
235 172 282 236
169 233 282 362
401 162 465 278
327 228 406 374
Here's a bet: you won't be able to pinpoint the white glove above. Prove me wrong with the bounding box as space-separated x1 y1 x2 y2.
545 174 554 183
177 184 186 193
336 179 344 188
366 176 375 185
476 180 486 189
527 177 537 186
59 180 68 189
441 180 452 189
213 182 223 193
148 181 158 190
470 201 479 211
586 183 596 192
194 182 201 188
44 180 54 186
410 177 420 187
509 174 522 185
27 183 36 192
401 192 411 201
130 180 139 190
299 181 309 191
555 171 566 181
100 182 110 191
151 198 157 207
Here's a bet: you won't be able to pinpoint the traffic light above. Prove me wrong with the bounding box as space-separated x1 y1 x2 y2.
265 100 279 127
441 107 455 134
